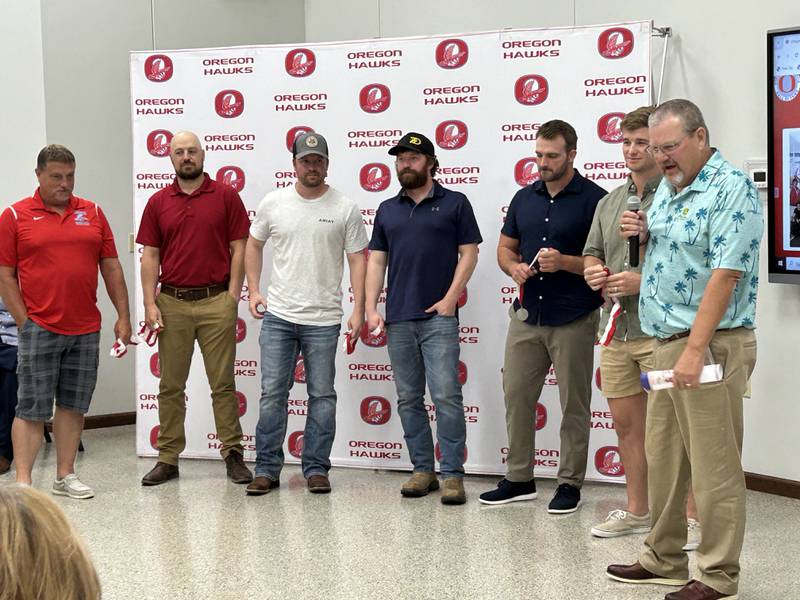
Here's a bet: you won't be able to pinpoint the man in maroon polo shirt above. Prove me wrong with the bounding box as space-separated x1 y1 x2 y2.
136 130 253 486
0 144 132 498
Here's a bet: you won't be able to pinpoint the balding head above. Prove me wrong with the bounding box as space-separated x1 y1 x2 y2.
169 131 204 181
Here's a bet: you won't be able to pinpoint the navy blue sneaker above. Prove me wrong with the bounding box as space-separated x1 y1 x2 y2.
548 483 581 514
478 478 537 505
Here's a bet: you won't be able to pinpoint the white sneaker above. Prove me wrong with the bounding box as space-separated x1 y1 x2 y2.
591 509 651 538
683 517 701 551
52 474 95 499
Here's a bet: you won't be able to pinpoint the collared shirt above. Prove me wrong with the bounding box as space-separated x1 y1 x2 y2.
639 151 763 338
583 174 662 340
0 190 118 335
136 173 251 287
502 170 606 326
369 181 483 324
0 298 17 346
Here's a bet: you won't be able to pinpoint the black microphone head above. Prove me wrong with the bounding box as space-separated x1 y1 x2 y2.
627 196 641 211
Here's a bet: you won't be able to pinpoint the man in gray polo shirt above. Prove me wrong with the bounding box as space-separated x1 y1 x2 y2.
244 132 368 495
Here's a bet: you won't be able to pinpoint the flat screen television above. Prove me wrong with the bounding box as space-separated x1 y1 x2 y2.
768 26 800 283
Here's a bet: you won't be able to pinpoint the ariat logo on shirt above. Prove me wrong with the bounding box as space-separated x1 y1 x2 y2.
318 218 335 224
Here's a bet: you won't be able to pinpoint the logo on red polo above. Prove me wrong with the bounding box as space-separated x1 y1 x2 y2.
294 355 306 384
288 431 305 458
435 39 469 69
514 158 540 186
536 402 547 430
215 90 244 118
435 442 468 463
435 120 468 150
359 163 391 192
457 287 468 308
285 49 316 77
515 75 549 105
146 130 172 157
235 391 247 417
144 55 173 82
359 84 391 113
216 166 245 192
457 361 468 385
360 322 388 347
286 126 314 151
598 28 634 59
235 318 246 343
595 367 603 391
595 446 625 477
360 396 391 425
597 113 625 143
150 425 160 450
149 353 161 378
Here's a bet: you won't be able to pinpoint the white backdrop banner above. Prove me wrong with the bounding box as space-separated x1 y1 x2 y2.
131 22 652 483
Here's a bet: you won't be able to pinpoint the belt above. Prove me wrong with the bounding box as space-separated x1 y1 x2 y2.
160 283 227 301
658 326 744 344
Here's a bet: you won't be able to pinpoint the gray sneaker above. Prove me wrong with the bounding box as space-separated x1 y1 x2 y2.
683 517 701 551
52 473 95 499
591 509 651 538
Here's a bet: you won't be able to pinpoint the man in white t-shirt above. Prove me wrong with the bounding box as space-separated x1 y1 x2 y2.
244 132 368 495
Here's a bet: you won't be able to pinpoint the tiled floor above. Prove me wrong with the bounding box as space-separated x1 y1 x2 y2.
2 425 797 599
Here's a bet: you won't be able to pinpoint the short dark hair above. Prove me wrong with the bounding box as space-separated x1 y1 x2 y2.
536 120 577 152
37 145 75 170
621 106 655 132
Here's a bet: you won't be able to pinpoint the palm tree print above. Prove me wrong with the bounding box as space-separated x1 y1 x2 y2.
741 316 753 327
665 214 675 237
740 251 751 271
674 280 688 304
662 303 674 322
684 267 698 304
703 248 716 267
749 238 759 254
684 219 697 244
669 241 679 262
654 262 664 295
713 235 727 267
646 274 657 298
745 185 758 213
732 211 745 233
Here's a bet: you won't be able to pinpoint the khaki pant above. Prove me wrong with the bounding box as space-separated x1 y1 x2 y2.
639 328 756 596
502 311 598 486
155 292 244 464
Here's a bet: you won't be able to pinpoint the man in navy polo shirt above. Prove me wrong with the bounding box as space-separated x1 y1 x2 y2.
366 132 482 505
479 120 605 513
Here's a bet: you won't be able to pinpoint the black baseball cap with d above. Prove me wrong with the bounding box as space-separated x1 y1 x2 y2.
388 132 435 157
293 132 329 159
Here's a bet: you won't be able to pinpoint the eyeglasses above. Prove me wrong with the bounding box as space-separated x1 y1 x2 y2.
646 130 696 157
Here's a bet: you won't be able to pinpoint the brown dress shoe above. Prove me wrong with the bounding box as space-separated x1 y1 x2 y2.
606 561 688 587
665 580 737 600
225 451 254 484
141 461 179 486
246 476 280 496
307 474 331 494
0 456 11 475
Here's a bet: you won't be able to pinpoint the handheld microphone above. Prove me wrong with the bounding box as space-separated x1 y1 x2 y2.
627 196 641 267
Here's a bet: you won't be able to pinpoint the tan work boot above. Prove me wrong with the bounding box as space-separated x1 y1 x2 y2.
401 472 439 497
441 477 466 505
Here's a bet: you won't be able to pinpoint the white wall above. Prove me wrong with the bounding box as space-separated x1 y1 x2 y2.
0 2 47 205
305 0 800 481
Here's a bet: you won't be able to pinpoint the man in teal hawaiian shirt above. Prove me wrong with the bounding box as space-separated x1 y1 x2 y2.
607 99 762 600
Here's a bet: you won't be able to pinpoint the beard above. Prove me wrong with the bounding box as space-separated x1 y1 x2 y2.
538 161 569 182
397 167 429 190
298 171 325 188
176 162 203 181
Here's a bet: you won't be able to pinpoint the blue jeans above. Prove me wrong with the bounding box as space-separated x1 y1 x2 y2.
387 315 465 479
255 312 339 480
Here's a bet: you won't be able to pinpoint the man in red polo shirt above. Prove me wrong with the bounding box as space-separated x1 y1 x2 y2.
136 130 253 486
0 144 132 498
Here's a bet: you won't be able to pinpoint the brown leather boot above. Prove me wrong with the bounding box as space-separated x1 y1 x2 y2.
401 472 439 497
246 476 280 496
224 452 253 484
141 461 179 486
441 477 466 505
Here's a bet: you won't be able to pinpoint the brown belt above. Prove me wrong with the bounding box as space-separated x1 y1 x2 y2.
658 326 744 344
160 283 227 302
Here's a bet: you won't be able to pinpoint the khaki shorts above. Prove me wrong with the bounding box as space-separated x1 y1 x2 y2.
599 336 655 398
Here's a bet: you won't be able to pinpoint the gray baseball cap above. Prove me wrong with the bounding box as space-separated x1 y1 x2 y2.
292 132 329 159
